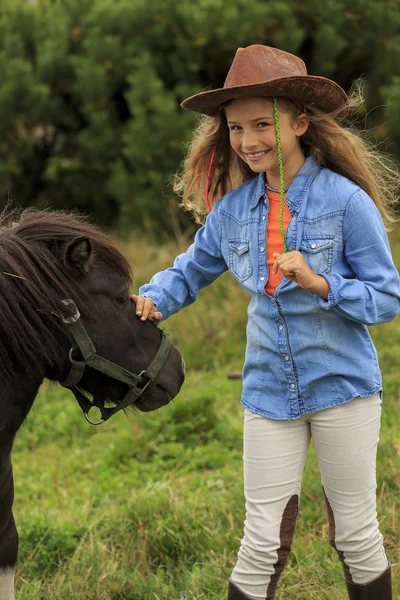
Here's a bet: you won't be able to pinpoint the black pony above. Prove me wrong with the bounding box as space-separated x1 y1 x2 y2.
0 208 185 599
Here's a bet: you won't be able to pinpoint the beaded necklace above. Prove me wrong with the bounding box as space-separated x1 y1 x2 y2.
272 96 288 252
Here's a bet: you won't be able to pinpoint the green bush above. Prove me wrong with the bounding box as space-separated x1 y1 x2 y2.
0 0 399 230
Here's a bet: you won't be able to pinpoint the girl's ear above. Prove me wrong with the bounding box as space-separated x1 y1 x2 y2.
293 113 309 137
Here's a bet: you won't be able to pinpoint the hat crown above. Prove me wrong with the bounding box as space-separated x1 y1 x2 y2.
224 45 307 89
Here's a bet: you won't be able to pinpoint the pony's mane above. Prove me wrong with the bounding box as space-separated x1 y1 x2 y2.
0 208 132 387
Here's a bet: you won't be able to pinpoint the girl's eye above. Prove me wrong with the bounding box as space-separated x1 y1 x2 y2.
229 123 271 131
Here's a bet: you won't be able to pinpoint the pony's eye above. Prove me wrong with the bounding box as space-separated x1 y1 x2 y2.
116 292 129 305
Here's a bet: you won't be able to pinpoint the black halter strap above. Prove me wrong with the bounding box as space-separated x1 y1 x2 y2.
60 299 172 425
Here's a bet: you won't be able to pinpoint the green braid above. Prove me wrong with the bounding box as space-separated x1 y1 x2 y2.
272 96 288 253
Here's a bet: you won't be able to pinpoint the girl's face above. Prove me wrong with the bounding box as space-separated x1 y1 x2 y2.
225 97 309 182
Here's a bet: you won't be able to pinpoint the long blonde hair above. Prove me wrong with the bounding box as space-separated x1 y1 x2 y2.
174 83 399 228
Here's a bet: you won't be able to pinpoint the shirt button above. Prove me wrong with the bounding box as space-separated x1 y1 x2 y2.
292 216 297 221
262 215 266 221
260 247 265 252
289 245 294 250
279 325 283 331
284 355 289 361
290 383 295 389
260 277 265 282
311 243 317 249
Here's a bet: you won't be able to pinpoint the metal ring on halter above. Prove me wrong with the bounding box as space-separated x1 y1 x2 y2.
84 408 105 426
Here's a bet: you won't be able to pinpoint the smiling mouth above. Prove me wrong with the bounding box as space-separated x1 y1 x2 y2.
245 150 271 160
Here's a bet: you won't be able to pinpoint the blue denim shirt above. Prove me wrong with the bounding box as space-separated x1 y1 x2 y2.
140 157 400 419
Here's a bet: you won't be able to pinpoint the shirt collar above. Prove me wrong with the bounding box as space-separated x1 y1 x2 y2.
250 171 267 209
249 156 321 211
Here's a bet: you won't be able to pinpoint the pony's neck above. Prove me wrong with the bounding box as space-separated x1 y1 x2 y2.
1 375 41 435
41 325 71 384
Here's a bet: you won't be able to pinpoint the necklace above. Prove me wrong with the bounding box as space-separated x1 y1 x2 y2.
272 97 288 252
265 184 289 194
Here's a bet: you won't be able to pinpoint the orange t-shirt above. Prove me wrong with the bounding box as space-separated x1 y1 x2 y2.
265 189 291 296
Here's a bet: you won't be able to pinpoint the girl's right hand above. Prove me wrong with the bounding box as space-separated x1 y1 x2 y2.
130 295 163 322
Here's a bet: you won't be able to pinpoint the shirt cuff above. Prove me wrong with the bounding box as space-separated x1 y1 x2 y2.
314 273 339 309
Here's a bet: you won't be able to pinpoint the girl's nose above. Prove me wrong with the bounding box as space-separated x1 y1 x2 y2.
241 132 259 151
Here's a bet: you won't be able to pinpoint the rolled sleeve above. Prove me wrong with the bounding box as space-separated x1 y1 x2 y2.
139 199 228 321
314 190 400 325
314 273 340 309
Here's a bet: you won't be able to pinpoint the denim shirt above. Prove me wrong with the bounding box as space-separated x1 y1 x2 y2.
140 157 400 419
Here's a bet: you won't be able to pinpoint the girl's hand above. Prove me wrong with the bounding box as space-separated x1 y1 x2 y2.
130 295 163 322
272 251 329 298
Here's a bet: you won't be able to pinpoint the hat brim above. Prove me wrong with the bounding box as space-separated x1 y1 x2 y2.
181 75 348 116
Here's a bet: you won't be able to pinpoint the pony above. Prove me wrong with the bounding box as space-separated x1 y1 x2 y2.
0 208 185 599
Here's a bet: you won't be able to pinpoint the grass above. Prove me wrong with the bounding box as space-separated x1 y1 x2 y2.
12 232 400 599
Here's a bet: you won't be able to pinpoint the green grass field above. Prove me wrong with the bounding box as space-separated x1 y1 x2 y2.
12 233 400 599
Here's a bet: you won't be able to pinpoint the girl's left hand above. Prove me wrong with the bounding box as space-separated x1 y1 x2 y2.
272 251 319 290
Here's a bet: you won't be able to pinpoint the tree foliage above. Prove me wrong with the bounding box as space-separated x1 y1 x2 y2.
0 0 399 229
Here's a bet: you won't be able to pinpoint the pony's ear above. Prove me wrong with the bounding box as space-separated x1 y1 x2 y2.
64 237 93 274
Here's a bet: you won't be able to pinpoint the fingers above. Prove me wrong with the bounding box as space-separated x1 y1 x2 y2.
130 295 162 322
272 251 301 277
147 311 163 322
150 310 163 322
276 257 296 277
272 252 280 274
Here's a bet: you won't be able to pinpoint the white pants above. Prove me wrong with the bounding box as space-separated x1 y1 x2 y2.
230 394 388 599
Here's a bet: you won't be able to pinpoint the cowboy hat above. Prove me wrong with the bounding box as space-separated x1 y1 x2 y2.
181 45 348 116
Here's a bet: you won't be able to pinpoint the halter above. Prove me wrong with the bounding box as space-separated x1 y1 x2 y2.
60 299 172 425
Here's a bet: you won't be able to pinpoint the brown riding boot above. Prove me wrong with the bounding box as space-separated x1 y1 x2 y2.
228 580 253 599
345 565 392 599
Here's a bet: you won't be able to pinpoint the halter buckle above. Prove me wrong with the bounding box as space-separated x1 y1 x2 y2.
136 370 152 392
61 298 81 324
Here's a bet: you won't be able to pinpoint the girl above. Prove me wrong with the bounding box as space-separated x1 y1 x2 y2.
133 45 399 599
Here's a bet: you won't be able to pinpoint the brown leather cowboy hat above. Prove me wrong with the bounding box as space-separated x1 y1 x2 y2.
181 45 348 116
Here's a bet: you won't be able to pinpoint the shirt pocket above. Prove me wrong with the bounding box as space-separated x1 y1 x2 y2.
228 238 253 283
300 237 334 274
